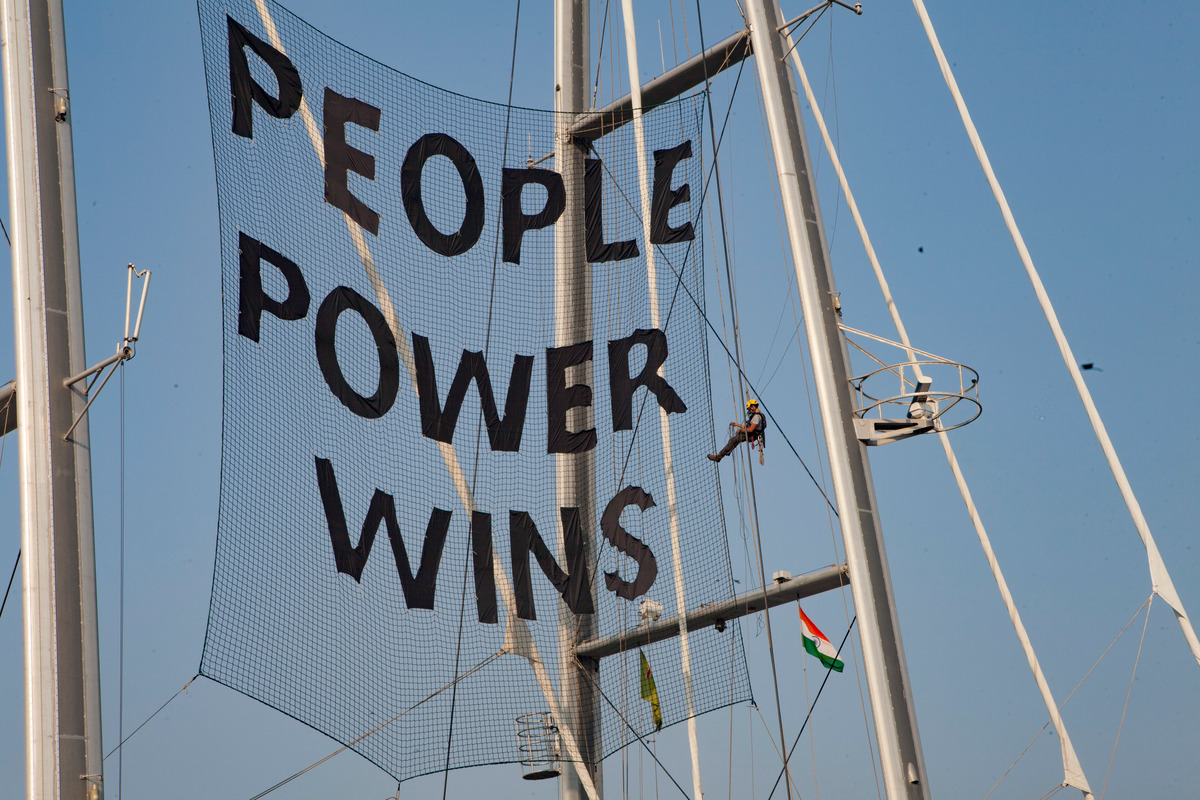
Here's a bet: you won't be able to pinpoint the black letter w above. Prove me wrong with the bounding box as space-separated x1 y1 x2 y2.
412 333 533 451
315 457 451 609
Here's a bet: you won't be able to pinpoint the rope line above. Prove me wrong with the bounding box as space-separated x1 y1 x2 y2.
245 653 502 800
981 596 1153 800
603 58 745 490
1100 596 1153 800
1061 596 1152 708
0 550 19 621
690 6 796 797
590 0 613 108
582 49 836 514
1036 784 1066 800
648 238 836 514
103 674 198 761
765 617 857 800
440 5 524 795
575 656 693 800
750 704 804 799
770 20 871 791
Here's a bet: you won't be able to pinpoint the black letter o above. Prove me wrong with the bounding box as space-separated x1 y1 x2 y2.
315 286 399 419
400 133 485 256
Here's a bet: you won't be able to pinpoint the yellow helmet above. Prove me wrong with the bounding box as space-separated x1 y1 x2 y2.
746 399 759 409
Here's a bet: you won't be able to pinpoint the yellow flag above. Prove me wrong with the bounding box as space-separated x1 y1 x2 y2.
639 650 662 731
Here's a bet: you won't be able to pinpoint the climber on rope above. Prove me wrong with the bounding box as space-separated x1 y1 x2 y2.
708 399 767 463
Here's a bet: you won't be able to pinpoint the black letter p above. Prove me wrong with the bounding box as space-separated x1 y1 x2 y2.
227 15 303 138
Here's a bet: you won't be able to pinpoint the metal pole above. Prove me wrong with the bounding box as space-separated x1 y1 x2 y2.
742 1 930 797
554 2 600 799
2 0 103 798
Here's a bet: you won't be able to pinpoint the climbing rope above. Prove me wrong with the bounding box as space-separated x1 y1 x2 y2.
690 6 802 800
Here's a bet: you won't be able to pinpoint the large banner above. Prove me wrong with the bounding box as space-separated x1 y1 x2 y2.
198 0 748 779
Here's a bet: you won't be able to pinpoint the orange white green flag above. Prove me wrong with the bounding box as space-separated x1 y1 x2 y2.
639 650 663 730
798 607 844 672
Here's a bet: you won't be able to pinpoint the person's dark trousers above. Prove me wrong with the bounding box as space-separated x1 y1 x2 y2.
712 430 751 461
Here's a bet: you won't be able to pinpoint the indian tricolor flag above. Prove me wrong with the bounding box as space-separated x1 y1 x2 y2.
799 607 844 672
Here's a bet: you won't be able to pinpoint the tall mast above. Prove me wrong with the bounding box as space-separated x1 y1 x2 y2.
554 1 601 799
2 0 104 798
743 1 930 797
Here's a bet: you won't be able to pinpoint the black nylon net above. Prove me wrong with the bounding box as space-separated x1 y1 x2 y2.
198 0 750 780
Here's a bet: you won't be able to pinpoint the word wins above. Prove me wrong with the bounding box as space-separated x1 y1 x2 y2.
316 457 659 620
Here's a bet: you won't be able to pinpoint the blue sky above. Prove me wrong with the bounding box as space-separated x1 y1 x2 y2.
2 1 1198 799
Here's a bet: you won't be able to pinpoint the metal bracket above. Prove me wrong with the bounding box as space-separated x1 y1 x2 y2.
62 264 151 441
853 415 935 445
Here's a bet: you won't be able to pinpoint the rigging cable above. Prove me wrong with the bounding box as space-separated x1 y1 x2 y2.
245 654 503 800
439 3 524 797
575 657 694 800
118 364 126 800
591 87 837 513
784 16 881 796
765 617 856 800
618 4 706 795
587 26 837 523
0 551 17 622
749 705 804 798
590 0 613 107
103 675 198 761
651 239 836 514
690 5 797 799
982 595 1154 799
1100 596 1153 800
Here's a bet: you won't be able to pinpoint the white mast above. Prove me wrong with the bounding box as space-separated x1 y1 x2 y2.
554 2 602 799
743 0 930 797
2 0 104 799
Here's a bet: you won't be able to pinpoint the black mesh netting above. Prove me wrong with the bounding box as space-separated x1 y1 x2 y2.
198 0 750 780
